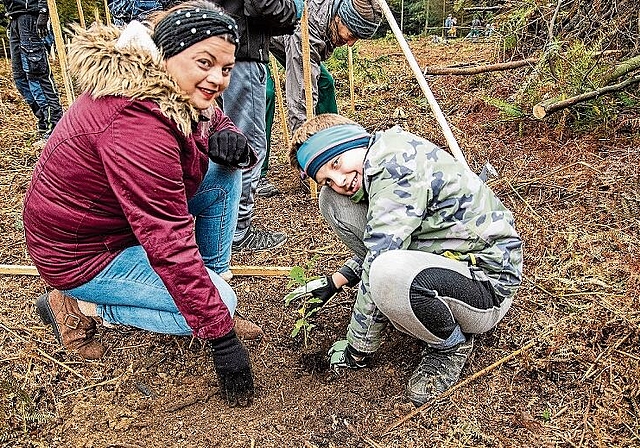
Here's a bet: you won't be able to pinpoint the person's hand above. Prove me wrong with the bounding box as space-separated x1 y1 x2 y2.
328 340 369 372
284 275 340 311
36 13 49 38
208 330 255 406
208 129 252 168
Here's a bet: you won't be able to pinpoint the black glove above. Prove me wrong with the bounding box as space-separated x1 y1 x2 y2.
36 13 49 39
208 330 254 406
208 129 252 168
284 275 341 312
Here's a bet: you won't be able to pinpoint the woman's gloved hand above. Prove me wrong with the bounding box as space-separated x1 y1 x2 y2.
208 129 254 169
207 330 254 406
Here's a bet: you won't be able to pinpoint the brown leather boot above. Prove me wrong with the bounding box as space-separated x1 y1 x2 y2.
36 290 106 360
233 316 264 341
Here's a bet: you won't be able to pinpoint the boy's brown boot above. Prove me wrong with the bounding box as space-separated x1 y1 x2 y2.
36 290 106 360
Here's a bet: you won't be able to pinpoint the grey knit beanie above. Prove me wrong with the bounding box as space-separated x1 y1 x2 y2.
333 0 383 39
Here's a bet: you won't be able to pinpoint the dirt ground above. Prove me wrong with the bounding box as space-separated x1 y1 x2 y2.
1 36 639 448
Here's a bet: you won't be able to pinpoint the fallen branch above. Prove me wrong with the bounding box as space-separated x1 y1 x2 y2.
533 75 640 119
385 337 540 432
602 54 640 85
0 264 292 277
424 58 538 75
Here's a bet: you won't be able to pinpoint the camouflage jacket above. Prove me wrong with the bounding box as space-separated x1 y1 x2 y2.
346 126 523 354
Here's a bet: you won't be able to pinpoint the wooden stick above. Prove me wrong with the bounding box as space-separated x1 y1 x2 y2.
533 75 640 119
103 0 112 26
0 264 292 277
46 0 75 106
374 0 471 172
75 0 86 28
385 337 539 431
269 55 290 148
424 58 538 75
348 46 355 112
1 38 7 59
300 5 318 198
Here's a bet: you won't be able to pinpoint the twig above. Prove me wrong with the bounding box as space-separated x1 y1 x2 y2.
61 372 125 397
385 337 540 432
344 420 386 448
582 332 631 380
0 321 86 380
164 390 216 413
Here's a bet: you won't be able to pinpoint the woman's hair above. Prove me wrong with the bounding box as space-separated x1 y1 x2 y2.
151 1 239 58
289 114 357 171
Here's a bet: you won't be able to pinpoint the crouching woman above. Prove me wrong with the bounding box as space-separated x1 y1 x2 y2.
23 1 256 406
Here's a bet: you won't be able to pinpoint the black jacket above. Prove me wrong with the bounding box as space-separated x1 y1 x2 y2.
3 0 48 17
215 0 298 62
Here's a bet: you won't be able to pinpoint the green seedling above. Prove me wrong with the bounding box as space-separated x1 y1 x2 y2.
285 256 322 347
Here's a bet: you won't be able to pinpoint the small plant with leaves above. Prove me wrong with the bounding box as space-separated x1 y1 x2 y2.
284 256 324 347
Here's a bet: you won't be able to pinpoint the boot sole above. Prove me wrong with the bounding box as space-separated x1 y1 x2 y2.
35 293 63 345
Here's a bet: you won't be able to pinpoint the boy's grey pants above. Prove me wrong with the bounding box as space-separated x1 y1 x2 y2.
319 187 512 348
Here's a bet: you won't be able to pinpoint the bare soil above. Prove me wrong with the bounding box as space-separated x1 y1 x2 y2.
1 37 639 448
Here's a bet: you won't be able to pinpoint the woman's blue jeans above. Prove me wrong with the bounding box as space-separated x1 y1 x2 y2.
64 161 242 335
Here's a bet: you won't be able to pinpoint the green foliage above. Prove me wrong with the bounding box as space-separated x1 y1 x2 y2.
325 46 389 89
496 0 536 51
0 371 54 442
483 96 525 120
286 256 322 347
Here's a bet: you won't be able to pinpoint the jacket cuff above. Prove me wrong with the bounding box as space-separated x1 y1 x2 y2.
194 313 234 339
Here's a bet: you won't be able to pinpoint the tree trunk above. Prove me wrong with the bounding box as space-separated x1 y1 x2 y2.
424 58 538 75
533 75 640 119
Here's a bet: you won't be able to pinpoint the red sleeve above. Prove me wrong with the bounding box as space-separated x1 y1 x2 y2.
99 102 233 339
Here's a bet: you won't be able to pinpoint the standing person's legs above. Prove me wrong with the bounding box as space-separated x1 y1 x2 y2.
65 246 237 335
316 64 338 115
256 66 281 198
188 160 242 277
14 14 62 136
223 60 286 251
9 16 47 135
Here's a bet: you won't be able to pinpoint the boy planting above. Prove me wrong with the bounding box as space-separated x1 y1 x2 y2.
287 114 522 406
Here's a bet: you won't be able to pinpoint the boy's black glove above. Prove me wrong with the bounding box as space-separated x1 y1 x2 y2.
36 13 49 38
208 129 253 169
284 275 340 312
208 330 254 407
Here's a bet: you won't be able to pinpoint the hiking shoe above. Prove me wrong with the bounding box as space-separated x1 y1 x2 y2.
406 336 474 407
36 290 106 360
232 226 287 252
256 177 280 198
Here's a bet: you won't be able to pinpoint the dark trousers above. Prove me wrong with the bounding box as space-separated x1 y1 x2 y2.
9 13 63 136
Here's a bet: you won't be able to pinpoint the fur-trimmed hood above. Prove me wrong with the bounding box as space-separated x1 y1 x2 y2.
68 22 199 136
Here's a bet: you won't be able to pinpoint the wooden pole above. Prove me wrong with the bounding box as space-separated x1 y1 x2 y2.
75 0 86 28
348 46 355 112
269 55 291 148
1 38 7 60
300 5 318 198
0 264 293 278
46 0 75 106
374 0 471 171
103 0 112 26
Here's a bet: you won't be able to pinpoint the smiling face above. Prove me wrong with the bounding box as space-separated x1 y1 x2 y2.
165 36 235 111
314 146 368 196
